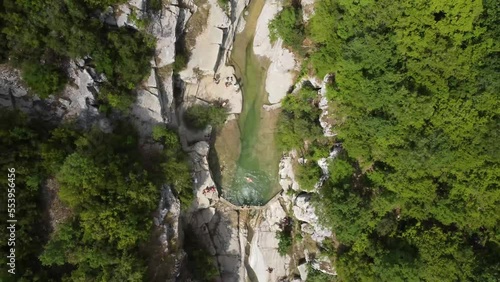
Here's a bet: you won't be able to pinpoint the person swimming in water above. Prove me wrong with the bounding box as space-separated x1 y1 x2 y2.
245 177 253 183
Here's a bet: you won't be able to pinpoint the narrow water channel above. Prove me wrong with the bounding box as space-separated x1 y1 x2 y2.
217 0 281 205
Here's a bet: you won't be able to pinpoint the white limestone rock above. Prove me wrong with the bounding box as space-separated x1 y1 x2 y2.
263 102 281 111
181 0 231 78
293 194 332 243
318 74 336 137
151 5 181 67
156 186 182 253
63 62 99 117
187 141 218 209
115 4 139 29
253 0 297 104
298 263 309 281
263 200 287 232
311 255 337 276
301 0 316 22
248 218 291 282
279 153 300 192
301 223 315 235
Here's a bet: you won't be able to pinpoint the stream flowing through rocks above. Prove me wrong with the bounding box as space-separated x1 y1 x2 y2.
215 0 281 206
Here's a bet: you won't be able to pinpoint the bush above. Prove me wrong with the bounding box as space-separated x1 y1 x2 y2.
152 125 193 209
217 0 229 11
307 266 337 282
269 7 305 51
173 53 188 73
183 104 228 130
277 86 323 151
21 62 66 98
276 230 293 256
296 161 323 191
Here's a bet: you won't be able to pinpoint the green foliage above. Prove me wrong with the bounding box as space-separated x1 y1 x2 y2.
2 0 154 109
0 110 192 280
307 266 337 282
0 111 57 281
173 53 188 73
0 2 9 62
269 7 305 51
21 62 67 98
148 0 163 12
296 161 322 191
183 104 228 130
277 86 323 151
83 0 127 9
217 0 229 11
36 123 159 280
276 230 293 256
152 125 194 209
306 0 500 280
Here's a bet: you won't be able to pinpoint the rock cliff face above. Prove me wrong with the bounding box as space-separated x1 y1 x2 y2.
274 75 339 280
253 0 298 104
248 200 291 282
0 61 103 127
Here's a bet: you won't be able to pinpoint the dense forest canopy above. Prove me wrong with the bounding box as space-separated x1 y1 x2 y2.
274 0 499 280
307 0 500 280
0 111 192 281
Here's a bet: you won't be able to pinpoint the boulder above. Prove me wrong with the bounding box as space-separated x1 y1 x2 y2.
311 255 337 276
301 223 315 235
293 194 318 223
263 200 287 232
98 118 113 133
298 263 309 281
248 217 291 282
0 65 28 98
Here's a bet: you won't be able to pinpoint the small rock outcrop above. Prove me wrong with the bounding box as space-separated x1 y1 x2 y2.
293 194 332 243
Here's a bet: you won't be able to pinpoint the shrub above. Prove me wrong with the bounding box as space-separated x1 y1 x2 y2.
217 0 229 11
269 7 304 51
152 125 193 209
173 53 188 73
276 230 293 256
277 86 323 151
183 104 228 130
21 62 66 98
296 161 323 191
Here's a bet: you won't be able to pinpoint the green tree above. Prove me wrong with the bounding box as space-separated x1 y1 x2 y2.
183 104 228 130
269 7 305 51
303 0 500 280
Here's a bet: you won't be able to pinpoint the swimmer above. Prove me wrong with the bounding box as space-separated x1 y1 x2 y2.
245 177 253 183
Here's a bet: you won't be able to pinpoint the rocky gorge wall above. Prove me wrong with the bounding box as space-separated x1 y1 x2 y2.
0 0 337 280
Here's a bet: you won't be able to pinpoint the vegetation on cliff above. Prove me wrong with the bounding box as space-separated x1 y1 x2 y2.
1 0 153 108
184 104 229 130
273 0 500 280
0 111 192 281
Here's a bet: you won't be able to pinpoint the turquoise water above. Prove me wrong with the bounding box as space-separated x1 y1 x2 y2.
222 0 280 206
